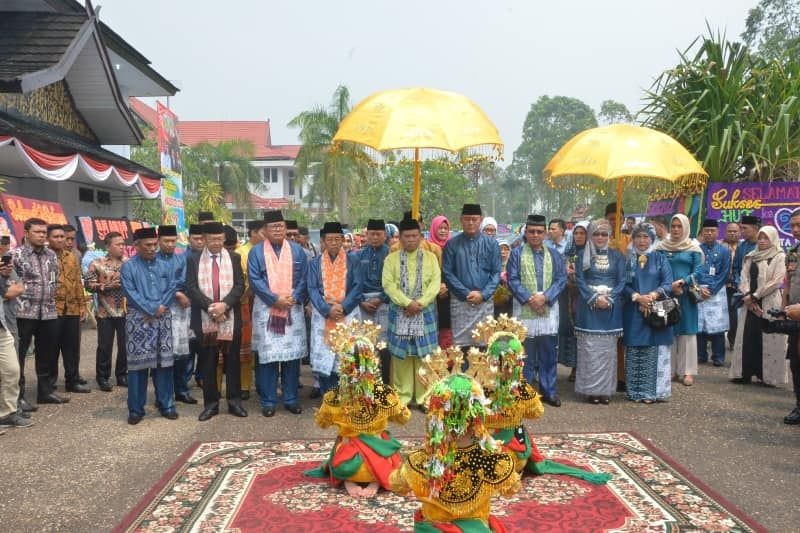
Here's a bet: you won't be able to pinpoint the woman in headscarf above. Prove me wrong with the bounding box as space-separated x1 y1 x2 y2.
655 214 703 386
574 219 627 404
623 223 674 403
343 232 355 253
480 216 498 237
385 223 399 248
493 240 513 318
428 216 453 347
559 221 589 382
733 226 788 386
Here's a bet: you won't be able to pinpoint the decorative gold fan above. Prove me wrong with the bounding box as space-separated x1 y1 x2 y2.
471 313 527 346
326 319 385 354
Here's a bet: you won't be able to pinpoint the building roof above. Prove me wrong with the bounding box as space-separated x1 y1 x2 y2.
0 12 88 91
224 192 289 210
129 98 300 160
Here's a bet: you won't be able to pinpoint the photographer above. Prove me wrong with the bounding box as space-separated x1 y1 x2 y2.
779 209 800 425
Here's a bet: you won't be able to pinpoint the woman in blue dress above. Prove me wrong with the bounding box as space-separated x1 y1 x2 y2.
623 223 674 403
656 214 704 386
574 219 627 404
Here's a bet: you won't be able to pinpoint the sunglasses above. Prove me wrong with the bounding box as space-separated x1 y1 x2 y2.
594 232 610 237
528 229 546 235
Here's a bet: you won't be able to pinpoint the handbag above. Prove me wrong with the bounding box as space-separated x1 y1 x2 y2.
645 297 681 329
687 281 704 304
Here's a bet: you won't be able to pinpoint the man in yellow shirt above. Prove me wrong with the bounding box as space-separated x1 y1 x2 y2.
382 217 440 408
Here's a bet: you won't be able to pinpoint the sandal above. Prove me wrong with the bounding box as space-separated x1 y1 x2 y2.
599 396 610 405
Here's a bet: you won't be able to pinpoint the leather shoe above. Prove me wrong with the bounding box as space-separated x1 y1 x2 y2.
784 407 800 425
97 379 113 392
198 404 219 421
66 383 91 393
77 377 88 385
730 377 748 384
38 393 69 404
309 387 321 399
228 403 248 417
543 395 562 407
175 393 198 404
128 415 143 425
161 411 179 420
285 404 302 415
117 376 128 387
16 408 31 419
262 406 276 417
18 397 37 412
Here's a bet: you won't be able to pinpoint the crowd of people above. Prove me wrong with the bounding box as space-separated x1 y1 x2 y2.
0 200 798 430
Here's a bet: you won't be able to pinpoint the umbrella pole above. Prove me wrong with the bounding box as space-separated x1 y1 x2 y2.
615 177 623 247
412 148 421 220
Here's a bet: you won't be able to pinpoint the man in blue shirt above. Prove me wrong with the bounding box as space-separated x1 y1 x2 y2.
696 219 731 366
248 210 308 417
730 214 760 361
121 227 177 425
442 204 501 348
507 215 567 406
357 219 391 382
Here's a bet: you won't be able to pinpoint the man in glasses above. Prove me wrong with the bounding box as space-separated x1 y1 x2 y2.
507 215 567 407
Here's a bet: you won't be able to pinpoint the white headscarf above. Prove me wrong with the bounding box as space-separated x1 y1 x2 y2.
746 226 783 263
655 214 704 255
480 216 498 232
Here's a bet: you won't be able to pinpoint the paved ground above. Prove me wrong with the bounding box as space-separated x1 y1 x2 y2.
0 328 798 532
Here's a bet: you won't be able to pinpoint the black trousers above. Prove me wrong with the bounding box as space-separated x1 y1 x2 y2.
726 286 738 346
96 317 127 381
53 315 81 386
198 340 241 406
17 318 58 398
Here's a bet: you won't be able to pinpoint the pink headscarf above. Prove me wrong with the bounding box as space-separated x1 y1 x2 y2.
429 215 450 248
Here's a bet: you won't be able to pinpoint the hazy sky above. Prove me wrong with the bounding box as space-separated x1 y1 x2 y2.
99 0 755 162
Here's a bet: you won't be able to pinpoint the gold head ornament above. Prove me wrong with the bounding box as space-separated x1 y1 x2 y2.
471 314 527 346
326 319 385 355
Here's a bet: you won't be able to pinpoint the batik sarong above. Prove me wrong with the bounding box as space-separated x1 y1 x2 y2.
361 291 389 343
125 306 173 371
450 298 494 345
387 303 438 359
625 345 671 401
310 306 360 376
698 289 730 334
169 302 192 356
252 299 307 364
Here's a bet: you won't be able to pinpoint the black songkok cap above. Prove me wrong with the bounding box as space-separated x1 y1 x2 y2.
203 221 224 235
188 224 204 236
246 220 264 232
461 203 482 216
133 227 157 240
263 210 284 224
740 214 761 226
702 218 719 228
198 211 215 223
157 225 177 237
526 214 547 227
367 219 385 231
322 221 343 235
399 217 420 232
223 225 238 246
285 220 299 230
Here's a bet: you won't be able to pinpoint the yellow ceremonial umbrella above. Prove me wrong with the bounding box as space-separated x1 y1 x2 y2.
332 87 503 219
544 123 708 237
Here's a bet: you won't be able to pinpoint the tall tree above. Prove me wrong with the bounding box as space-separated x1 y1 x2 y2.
509 95 598 216
350 161 476 226
289 85 372 223
598 100 633 124
742 0 800 60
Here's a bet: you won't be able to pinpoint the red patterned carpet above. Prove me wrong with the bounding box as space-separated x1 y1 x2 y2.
115 432 765 532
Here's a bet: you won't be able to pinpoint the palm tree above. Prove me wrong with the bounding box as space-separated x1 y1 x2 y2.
289 85 372 223
183 140 260 207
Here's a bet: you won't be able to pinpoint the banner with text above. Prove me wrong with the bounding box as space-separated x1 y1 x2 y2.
706 182 800 247
75 216 150 257
157 102 186 235
0 193 68 246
